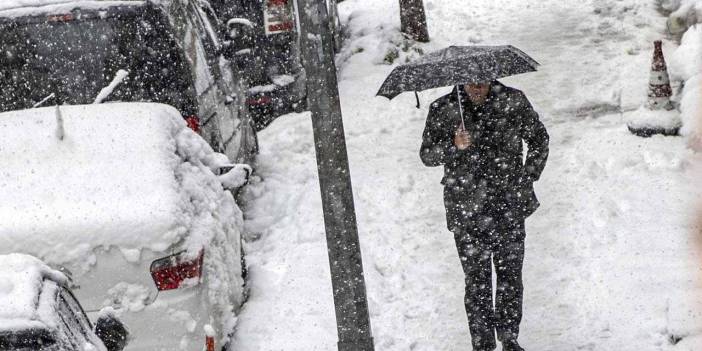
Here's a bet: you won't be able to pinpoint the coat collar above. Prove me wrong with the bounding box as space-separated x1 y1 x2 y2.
451 81 505 106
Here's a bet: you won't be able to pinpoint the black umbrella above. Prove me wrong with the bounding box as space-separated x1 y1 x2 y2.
377 45 540 99
376 45 539 128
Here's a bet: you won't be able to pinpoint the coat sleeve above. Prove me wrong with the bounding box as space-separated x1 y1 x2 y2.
516 92 549 181
420 102 461 167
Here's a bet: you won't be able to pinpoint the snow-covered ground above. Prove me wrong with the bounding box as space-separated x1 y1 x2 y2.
231 0 702 350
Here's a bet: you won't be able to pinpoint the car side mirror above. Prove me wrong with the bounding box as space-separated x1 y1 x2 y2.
223 18 256 67
226 18 255 46
94 308 129 351
218 164 252 190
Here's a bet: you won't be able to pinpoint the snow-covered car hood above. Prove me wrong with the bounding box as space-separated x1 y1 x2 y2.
0 103 239 274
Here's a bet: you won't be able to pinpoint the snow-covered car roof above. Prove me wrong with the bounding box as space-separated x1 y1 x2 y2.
0 103 236 272
0 254 67 330
0 1 146 18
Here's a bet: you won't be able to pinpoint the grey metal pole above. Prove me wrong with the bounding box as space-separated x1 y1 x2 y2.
296 1 375 350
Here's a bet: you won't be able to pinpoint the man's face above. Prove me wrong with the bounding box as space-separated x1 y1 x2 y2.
464 83 491 101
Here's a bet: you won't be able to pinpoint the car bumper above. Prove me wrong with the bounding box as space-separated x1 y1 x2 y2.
89 288 226 351
246 69 307 130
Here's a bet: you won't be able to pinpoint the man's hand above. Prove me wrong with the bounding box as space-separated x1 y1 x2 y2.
454 127 472 150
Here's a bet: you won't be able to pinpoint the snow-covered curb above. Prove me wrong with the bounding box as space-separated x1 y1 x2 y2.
624 107 682 136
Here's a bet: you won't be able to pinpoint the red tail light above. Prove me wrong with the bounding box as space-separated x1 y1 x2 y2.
246 96 272 106
150 250 204 291
264 0 294 35
268 22 294 33
185 115 200 133
47 14 75 22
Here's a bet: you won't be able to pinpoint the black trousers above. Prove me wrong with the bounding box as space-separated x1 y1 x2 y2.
453 219 525 351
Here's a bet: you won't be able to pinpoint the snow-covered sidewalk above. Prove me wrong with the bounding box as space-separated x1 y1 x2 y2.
231 0 702 350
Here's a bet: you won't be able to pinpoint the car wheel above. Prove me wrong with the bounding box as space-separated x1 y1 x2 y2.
245 117 259 163
292 97 307 113
240 236 250 301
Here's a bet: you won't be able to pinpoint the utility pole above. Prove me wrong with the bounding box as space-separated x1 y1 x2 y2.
399 0 430 42
297 1 375 351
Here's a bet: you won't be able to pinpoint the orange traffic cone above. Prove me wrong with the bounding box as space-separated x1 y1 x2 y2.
647 40 674 111
625 40 681 137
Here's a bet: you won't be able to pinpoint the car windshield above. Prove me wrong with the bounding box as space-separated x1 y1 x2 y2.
0 329 56 350
0 8 197 115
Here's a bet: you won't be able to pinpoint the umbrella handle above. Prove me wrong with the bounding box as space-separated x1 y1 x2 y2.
456 85 466 130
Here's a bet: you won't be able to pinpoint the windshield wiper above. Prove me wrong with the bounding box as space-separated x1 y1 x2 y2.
94 69 129 104
33 93 56 108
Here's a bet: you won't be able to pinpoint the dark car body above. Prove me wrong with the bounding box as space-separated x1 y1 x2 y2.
0 255 128 351
0 0 258 165
210 0 341 130
2 280 108 351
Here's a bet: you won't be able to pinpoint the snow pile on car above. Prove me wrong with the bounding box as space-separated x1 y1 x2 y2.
0 254 67 330
0 0 187 18
0 0 142 16
0 103 242 275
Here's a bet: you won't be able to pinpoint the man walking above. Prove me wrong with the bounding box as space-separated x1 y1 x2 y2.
420 81 549 351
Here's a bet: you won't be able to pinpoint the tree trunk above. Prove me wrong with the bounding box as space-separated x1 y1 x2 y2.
399 0 429 42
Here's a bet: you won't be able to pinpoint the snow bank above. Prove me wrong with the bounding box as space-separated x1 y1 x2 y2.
664 0 702 34
678 74 702 149
667 12 702 149
0 254 66 329
0 103 240 273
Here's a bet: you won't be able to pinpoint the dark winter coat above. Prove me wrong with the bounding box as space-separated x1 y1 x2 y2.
420 82 549 234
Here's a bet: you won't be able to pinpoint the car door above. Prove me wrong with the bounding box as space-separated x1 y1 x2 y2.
190 1 253 163
175 4 227 153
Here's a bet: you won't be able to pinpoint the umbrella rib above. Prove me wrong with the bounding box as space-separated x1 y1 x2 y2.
456 86 466 130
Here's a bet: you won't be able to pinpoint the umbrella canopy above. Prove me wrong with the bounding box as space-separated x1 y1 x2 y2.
376 45 539 100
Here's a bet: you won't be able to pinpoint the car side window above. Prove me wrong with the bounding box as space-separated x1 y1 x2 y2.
60 288 93 333
56 293 87 347
183 18 217 97
190 2 222 57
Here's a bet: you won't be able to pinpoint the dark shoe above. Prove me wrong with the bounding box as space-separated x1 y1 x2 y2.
502 339 524 351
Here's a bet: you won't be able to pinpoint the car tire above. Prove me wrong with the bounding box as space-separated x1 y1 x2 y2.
247 118 259 163
240 236 250 301
292 97 307 113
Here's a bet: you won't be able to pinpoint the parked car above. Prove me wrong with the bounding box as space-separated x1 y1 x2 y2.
0 0 258 165
211 0 342 130
0 103 249 351
0 253 129 351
